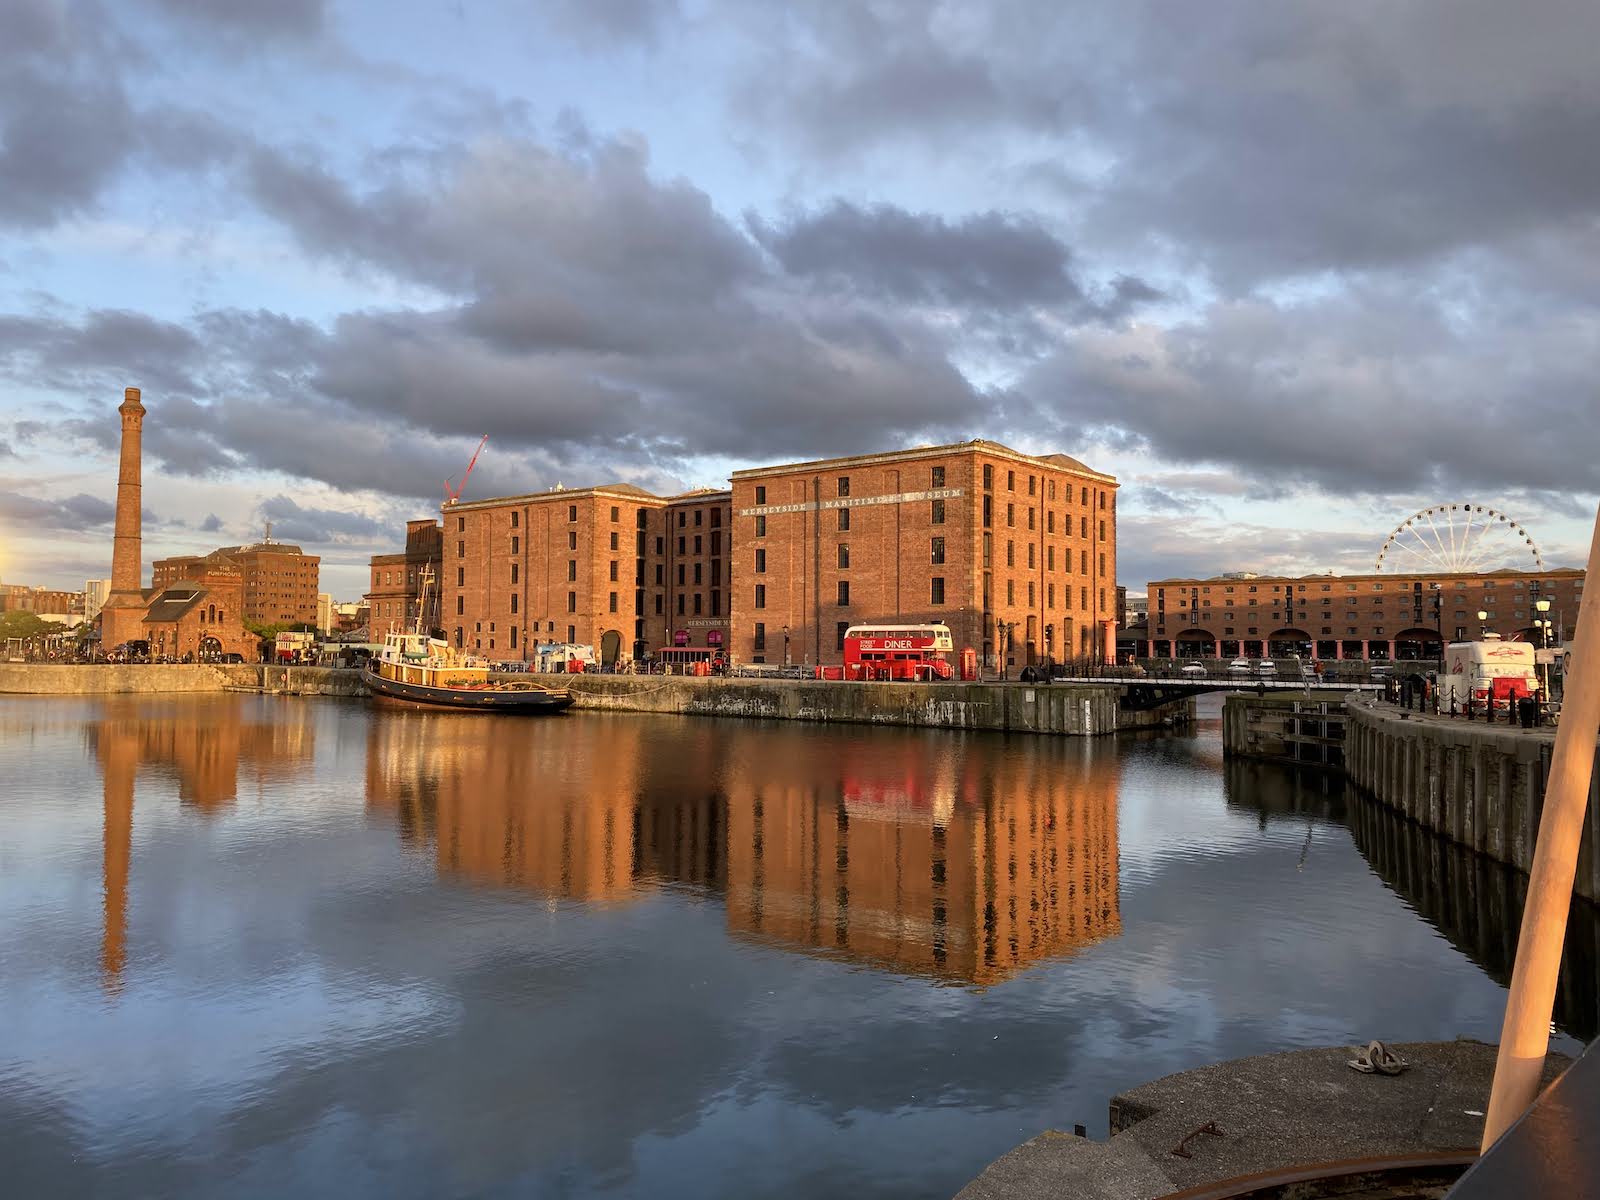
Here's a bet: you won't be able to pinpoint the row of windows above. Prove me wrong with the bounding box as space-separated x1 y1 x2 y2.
1158 579 1579 600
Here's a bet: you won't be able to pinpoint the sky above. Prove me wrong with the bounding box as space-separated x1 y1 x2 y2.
0 0 1597 601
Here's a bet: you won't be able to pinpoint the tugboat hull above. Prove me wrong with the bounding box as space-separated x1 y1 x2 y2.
365 665 574 713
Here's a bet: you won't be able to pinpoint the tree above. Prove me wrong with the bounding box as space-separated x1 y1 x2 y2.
0 612 65 641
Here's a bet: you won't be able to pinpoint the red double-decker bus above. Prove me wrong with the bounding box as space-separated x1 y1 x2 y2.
842 623 955 682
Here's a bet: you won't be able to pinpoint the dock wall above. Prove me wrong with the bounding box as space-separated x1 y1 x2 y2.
1343 701 1600 903
0 663 1186 735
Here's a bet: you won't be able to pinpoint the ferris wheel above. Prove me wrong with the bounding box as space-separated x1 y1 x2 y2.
1374 504 1545 574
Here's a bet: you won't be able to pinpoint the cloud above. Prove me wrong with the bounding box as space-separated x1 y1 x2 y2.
256 495 390 545
200 513 224 533
0 490 115 531
139 0 327 39
1025 286 1600 499
542 0 680 49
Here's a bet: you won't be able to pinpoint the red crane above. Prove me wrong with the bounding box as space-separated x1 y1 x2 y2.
444 435 489 505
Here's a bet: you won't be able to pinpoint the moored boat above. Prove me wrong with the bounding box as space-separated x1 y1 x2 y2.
365 631 574 714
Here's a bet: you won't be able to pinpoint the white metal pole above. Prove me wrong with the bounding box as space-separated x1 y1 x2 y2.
1481 504 1600 1150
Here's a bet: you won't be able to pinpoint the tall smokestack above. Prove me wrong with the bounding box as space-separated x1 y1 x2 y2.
101 388 147 650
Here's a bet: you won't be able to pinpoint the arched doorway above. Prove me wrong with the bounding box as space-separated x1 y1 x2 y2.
600 629 622 666
1267 628 1312 659
199 635 222 663
1394 628 1443 661
1175 629 1219 658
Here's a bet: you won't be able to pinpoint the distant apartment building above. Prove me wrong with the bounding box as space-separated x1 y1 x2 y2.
153 542 321 626
84 579 111 623
316 593 334 635
438 485 731 664
729 440 1119 669
366 518 444 641
1145 568 1585 661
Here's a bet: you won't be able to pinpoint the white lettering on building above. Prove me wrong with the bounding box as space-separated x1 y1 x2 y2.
737 487 964 517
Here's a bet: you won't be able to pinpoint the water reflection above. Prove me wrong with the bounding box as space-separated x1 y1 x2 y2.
1347 794 1600 1040
364 710 1120 985
88 697 316 990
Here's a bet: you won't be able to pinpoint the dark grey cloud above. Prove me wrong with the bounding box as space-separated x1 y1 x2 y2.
751 201 1159 321
0 490 115 531
140 0 326 39
723 0 1600 287
256 495 385 544
199 512 224 533
1027 287 1600 499
543 0 679 49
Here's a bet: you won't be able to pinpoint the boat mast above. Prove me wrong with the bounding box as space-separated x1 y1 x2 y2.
414 565 435 638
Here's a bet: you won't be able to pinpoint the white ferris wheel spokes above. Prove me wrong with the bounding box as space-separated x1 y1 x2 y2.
1374 504 1544 574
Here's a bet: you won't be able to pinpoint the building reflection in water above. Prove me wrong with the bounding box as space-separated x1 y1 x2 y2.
365 712 1121 985
88 697 316 992
1222 758 1600 1040
1346 793 1600 1041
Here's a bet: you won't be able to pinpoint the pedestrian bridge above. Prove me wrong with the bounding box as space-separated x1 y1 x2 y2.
1042 671 1384 711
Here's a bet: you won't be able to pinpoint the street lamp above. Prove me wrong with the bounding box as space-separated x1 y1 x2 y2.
1044 622 1054 673
783 624 790 667
996 619 1012 680
1535 599 1552 703
1477 609 1489 638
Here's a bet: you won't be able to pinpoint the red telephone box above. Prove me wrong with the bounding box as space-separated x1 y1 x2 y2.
960 647 978 681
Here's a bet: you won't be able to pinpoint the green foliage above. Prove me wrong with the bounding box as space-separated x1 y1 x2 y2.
0 611 66 641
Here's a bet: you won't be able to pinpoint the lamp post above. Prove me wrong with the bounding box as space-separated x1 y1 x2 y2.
1044 622 1054 675
1430 583 1443 665
1477 609 1489 638
996 619 1012 680
783 624 790 667
1536 599 1552 706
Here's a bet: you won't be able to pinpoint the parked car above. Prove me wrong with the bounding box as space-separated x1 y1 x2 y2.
1181 661 1207 676
1371 664 1393 678
1228 658 1253 674
1254 660 1278 675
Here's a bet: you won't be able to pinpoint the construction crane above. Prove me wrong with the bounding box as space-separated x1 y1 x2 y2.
444 435 489 506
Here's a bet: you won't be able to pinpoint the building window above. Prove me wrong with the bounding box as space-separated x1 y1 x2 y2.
609 592 618 613
711 509 721 527
510 535 519 555
983 464 993 489
837 581 850 606
711 531 721 556
1007 503 1015 527
931 577 945 605
931 537 945 565
655 595 663 614
677 564 685 586
609 561 619 582
692 535 701 554
655 564 664 585
754 622 766 650
1007 541 1015 568
982 532 992 568
931 466 945 488
755 584 766 609
1048 583 1054 607
510 511 519 528
711 591 721 616
567 592 576 612
510 593 519 614
510 563 518 584
838 544 850 569
457 567 465 586
456 540 464 558
457 516 465 532
693 563 702 585
755 549 766 574
838 476 850 497
1028 582 1035 606
1046 547 1054 571
836 621 849 651
838 508 850 531
567 505 576 521
1007 580 1015 604
610 532 619 551
1028 507 1035 530
982 496 992 528
567 560 578 582
693 593 702 615
677 536 686 555
1007 469 1015 490
930 499 945 525
456 596 464 615
755 515 767 537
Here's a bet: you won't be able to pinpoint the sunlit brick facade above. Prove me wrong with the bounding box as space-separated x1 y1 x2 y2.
729 441 1118 669
1146 567 1584 661
437 484 732 664
366 518 443 640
